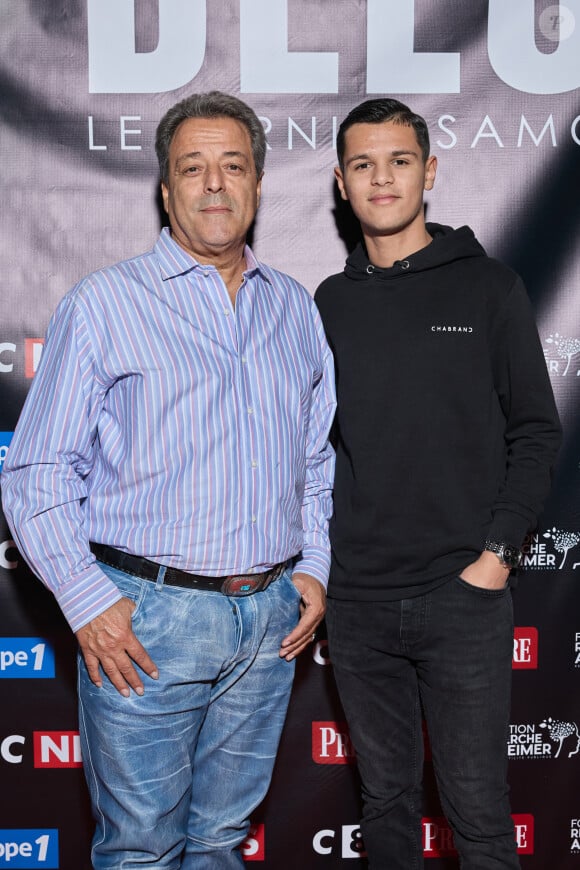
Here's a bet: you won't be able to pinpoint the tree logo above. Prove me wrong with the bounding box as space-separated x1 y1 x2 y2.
544 333 580 377
542 528 580 569
539 718 580 759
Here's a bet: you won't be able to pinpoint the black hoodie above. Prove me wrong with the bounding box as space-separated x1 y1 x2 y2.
315 223 561 600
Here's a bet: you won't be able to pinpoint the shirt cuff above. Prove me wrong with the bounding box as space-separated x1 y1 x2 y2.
54 563 124 632
487 508 532 551
292 547 330 589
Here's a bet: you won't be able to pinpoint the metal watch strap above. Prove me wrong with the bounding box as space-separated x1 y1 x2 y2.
484 540 522 569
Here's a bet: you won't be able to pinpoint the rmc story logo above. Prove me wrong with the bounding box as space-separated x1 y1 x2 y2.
86 0 580 96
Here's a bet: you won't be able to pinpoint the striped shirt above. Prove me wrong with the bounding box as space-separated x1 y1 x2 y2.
2 229 336 631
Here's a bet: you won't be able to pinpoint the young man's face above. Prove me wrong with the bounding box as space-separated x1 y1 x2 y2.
162 115 262 262
335 120 437 242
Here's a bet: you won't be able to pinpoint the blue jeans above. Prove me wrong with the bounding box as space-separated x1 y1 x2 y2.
326 577 520 870
78 561 299 869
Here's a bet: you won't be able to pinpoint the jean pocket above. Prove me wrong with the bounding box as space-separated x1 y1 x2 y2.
96 560 148 620
453 575 510 598
278 571 303 605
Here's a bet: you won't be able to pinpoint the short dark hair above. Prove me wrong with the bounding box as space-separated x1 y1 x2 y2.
155 91 266 184
336 98 430 169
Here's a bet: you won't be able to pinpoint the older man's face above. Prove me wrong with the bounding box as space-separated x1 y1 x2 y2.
161 116 262 262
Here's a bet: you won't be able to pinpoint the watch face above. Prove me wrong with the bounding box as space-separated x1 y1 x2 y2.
502 546 521 568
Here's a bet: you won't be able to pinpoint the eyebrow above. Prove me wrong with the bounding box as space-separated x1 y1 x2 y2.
345 148 419 166
175 150 249 165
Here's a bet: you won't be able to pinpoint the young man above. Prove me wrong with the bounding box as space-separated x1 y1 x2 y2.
2 91 335 868
315 98 561 869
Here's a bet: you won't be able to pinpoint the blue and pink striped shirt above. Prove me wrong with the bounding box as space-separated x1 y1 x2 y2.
2 229 336 631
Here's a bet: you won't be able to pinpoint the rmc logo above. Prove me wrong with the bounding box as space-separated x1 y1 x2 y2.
87 0 580 95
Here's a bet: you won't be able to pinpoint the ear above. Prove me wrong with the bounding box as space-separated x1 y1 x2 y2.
334 165 348 201
161 181 169 214
256 171 263 209
424 155 437 191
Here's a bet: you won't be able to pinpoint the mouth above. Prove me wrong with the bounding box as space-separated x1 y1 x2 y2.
201 206 232 213
369 194 399 204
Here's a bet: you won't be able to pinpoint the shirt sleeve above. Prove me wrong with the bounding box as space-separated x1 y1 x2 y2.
487 276 562 548
1 291 123 632
292 312 336 587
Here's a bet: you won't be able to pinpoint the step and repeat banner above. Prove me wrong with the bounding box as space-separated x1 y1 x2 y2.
1 1 579 867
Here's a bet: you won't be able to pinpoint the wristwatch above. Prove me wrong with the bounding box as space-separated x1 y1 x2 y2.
484 540 522 569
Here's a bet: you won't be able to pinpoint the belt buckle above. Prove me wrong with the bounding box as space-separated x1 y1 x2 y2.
221 574 263 597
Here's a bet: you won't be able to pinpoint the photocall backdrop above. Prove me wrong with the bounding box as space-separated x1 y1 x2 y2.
1 1 579 867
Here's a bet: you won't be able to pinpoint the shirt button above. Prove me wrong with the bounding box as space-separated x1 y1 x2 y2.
224 309 230 316
251 461 258 468
241 356 247 364
251 516 257 523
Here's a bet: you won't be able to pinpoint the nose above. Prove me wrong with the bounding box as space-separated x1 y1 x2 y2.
371 162 394 186
203 164 226 193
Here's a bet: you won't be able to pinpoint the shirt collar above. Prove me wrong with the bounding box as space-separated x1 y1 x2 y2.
155 227 268 282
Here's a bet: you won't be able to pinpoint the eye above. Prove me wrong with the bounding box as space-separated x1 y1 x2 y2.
183 165 200 174
393 158 409 166
353 162 371 171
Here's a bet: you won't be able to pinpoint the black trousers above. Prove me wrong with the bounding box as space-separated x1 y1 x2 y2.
326 577 520 870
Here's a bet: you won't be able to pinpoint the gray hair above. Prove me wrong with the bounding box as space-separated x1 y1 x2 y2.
155 91 266 183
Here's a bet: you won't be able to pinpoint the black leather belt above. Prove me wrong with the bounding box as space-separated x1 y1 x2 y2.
89 543 286 596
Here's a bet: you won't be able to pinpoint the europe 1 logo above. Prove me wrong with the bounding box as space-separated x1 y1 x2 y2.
0 831 58 869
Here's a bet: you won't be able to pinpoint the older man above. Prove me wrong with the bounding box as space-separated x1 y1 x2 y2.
2 91 335 868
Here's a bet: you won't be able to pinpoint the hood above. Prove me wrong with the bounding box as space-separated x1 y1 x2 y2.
344 223 487 282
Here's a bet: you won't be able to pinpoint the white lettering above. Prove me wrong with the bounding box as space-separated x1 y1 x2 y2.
259 117 273 151
342 824 366 858
241 830 259 857
240 0 338 93
514 823 528 849
513 637 532 662
367 0 459 93
313 639 331 666
319 726 352 758
36 835 49 862
423 821 439 853
471 115 504 148
1 735 25 764
0 342 16 373
88 115 106 151
288 117 316 150
436 115 458 149
488 0 580 94
313 829 335 855
0 650 28 671
85 1 580 97
517 114 557 147
31 643 45 671
572 114 580 145
88 0 206 94
0 540 18 571
40 733 82 764
120 116 142 151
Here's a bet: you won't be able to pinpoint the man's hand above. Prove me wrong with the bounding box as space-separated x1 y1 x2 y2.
459 550 510 590
75 598 158 697
280 572 326 661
